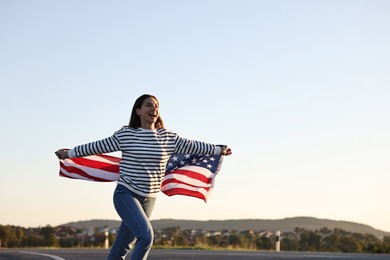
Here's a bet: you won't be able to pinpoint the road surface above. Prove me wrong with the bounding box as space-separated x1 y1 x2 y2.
0 249 389 260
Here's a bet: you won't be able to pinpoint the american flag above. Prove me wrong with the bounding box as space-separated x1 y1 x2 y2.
59 154 120 182
162 154 222 202
59 153 223 202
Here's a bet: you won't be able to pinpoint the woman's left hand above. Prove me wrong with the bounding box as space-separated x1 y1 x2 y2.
223 147 232 156
219 145 232 156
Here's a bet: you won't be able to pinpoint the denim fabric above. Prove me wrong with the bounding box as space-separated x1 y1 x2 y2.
107 185 156 260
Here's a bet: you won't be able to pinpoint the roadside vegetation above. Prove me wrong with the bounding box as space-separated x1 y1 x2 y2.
1 224 389 254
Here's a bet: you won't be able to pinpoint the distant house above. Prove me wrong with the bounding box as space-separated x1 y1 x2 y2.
206 230 221 237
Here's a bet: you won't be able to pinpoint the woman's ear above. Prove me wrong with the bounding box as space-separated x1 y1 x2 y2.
135 108 140 116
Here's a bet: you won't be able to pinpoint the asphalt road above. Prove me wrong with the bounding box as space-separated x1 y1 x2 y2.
0 249 389 260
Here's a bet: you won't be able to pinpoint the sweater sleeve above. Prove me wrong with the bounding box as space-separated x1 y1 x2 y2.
173 134 220 155
70 134 121 158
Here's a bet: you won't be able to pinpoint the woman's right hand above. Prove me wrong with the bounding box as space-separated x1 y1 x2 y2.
55 149 69 159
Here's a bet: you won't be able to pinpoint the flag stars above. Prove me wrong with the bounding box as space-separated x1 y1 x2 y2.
166 154 221 174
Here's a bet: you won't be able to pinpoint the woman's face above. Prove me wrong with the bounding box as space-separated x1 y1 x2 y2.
136 97 159 129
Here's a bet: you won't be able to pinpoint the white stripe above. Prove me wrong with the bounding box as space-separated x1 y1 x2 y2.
161 182 210 198
303 255 348 258
60 168 96 181
163 173 213 188
20 251 65 260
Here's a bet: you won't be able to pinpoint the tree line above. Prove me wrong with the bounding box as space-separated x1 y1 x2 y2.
153 226 390 254
0 225 112 248
1 224 389 254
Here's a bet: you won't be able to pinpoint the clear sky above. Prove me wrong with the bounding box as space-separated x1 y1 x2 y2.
1 0 389 232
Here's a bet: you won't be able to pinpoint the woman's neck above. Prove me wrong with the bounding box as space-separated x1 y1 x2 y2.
140 123 155 130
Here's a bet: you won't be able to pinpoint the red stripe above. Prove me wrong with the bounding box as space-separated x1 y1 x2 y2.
92 154 121 163
59 162 113 182
161 178 211 190
69 156 119 173
162 188 207 202
60 171 78 179
165 169 211 184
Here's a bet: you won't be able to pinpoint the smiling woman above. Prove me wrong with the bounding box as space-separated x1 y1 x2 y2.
128 94 164 130
54 94 232 260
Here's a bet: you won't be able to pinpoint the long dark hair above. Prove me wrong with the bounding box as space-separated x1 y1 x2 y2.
128 94 164 129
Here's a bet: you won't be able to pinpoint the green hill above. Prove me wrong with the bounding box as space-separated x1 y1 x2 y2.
62 216 390 238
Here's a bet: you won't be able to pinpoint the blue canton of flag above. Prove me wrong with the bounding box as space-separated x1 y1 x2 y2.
166 154 222 174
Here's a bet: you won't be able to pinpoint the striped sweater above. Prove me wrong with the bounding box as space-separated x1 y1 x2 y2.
69 127 220 197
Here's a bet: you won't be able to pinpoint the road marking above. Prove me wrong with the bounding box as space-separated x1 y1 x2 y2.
20 251 66 260
304 254 348 258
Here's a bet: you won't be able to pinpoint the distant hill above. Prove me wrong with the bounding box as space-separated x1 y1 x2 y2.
64 219 121 229
62 217 390 238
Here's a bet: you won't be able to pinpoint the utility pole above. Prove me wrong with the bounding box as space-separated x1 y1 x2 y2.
104 227 109 249
275 231 281 252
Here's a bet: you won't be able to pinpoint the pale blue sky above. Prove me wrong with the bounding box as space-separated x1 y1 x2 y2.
1 0 389 232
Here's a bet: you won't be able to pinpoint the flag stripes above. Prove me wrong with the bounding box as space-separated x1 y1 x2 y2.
58 153 222 202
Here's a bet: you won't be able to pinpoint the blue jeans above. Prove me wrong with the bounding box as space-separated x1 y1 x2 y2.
107 185 156 260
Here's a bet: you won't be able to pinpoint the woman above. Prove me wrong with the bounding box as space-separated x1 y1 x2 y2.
55 94 232 260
